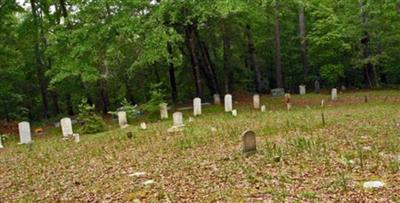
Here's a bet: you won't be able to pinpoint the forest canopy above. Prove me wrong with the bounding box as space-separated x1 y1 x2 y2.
1 0 400 121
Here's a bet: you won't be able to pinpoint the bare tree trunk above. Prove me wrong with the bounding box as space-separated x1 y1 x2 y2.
274 8 284 88
185 24 202 97
299 6 309 82
198 41 220 94
66 93 74 115
167 43 178 103
246 24 264 93
223 26 234 93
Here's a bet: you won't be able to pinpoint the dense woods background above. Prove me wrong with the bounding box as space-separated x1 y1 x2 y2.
1 0 400 121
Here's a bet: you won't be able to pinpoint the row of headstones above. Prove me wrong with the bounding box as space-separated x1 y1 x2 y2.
15 118 78 145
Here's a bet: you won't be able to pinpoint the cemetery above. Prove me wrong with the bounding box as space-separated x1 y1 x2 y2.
1 90 400 202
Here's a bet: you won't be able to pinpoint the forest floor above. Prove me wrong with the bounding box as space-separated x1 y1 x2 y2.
1 90 400 202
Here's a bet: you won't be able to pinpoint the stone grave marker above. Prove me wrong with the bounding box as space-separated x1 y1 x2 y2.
253 94 260 109
140 122 147 130
61 117 74 137
0 137 4 149
242 130 257 154
285 93 292 111
213 94 221 105
73 133 80 143
261 105 266 112
331 88 338 101
232 109 238 117
314 80 320 93
271 88 285 97
299 85 306 95
117 111 128 128
224 94 233 112
18 121 32 144
173 112 184 127
193 97 202 116
159 103 169 119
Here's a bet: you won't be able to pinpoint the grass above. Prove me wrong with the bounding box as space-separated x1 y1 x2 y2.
1 90 400 202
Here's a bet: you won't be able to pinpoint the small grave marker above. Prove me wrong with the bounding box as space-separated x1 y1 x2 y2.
193 97 202 116
159 103 169 119
253 94 260 109
117 111 128 128
331 88 338 101
213 94 221 105
261 105 266 112
140 122 147 130
0 137 4 149
299 85 306 95
224 94 233 112
73 133 80 143
173 112 184 127
232 109 237 117
314 80 320 93
242 130 257 154
18 121 32 144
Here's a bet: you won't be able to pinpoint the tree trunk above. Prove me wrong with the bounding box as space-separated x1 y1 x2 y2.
66 93 74 115
274 8 284 88
124 75 136 105
198 41 220 94
223 25 234 93
51 92 61 115
185 24 202 97
299 6 309 82
246 24 264 93
167 43 178 103
98 78 109 114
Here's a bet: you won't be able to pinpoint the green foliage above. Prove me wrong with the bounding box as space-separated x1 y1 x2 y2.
109 99 140 121
320 64 345 86
77 99 106 134
141 83 166 113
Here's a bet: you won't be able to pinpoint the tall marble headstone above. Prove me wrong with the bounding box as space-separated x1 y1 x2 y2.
331 88 338 101
242 130 256 154
314 80 320 93
173 112 184 127
61 117 73 137
213 94 221 105
159 103 169 119
193 98 202 116
224 94 233 112
117 111 128 128
253 94 260 109
299 85 306 95
18 121 32 144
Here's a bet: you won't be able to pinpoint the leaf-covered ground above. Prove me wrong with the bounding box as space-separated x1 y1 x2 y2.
1 91 400 202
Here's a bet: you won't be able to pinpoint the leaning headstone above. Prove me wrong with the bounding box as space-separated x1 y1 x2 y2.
213 94 221 105
232 109 238 117
242 130 257 154
173 112 184 127
331 88 338 101
299 85 306 95
159 103 169 119
18 121 32 144
314 80 320 93
271 88 285 97
224 94 233 112
117 111 128 128
253 94 260 109
261 105 266 112
61 117 74 137
193 97 202 116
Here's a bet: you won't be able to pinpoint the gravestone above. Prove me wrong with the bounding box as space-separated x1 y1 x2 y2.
140 122 147 130
253 94 260 109
242 130 257 154
261 105 266 112
224 94 233 112
232 109 238 117
299 85 306 95
0 137 4 149
331 88 338 101
173 112 184 127
213 94 221 105
321 99 325 108
314 80 320 93
285 93 292 111
61 118 73 137
193 98 202 116
117 111 128 128
73 133 80 143
159 103 169 119
271 88 285 97
18 121 32 144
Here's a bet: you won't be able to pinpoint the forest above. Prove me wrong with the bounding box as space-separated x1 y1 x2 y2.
1 0 400 121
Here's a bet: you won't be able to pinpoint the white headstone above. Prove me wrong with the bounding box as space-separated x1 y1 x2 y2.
261 105 266 112
117 111 128 128
61 117 73 137
73 133 80 143
299 85 306 95
224 94 233 112
331 88 338 101
213 94 221 105
173 112 184 127
159 103 168 119
0 137 4 149
18 121 32 144
140 122 147 130
232 109 237 117
253 94 260 109
193 98 202 116
321 99 325 107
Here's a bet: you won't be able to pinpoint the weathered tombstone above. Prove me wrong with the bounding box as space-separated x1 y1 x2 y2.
73 133 80 143
271 88 285 97
213 94 221 105
18 121 32 144
261 105 266 112
140 122 147 130
0 137 4 149
173 112 184 127
61 117 74 137
242 130 257 154
253 94 260 109
331 88 338 101
285 93 292 111
299 85 306 95
232 109 238 117
193 98 202 116
224 94 233 112
117 111 128 128
314 80 320 93
188 117 193 123
159 103 169 119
